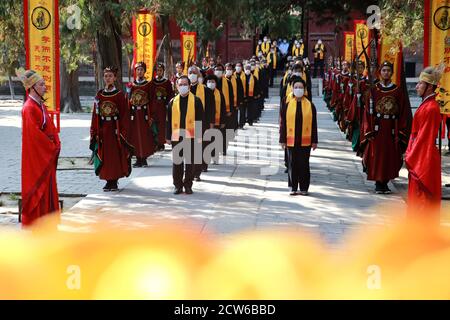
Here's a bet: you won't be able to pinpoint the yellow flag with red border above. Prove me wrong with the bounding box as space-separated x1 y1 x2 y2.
344 32 355 63
354 20 370 68
424 0 450 114
181 32 197 75
133 10 156 79
24 0 60 128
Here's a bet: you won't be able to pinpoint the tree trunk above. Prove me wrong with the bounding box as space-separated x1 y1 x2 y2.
8 74 15 100
159 14 173 80
60 62 82 113
95 9 123 91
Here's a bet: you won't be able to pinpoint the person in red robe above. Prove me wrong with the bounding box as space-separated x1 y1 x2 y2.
361 61 412 194
90 66 133 191
17 69 60 227
127 61 156 167
150 63 174 151
405 66 443 220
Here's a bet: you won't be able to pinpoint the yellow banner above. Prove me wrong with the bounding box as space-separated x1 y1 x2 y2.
354 21 369 68
344 32 355 62
181 32 197 75
25 0 59 112
379 36 402 85
134 11 156 79
426 0 450 114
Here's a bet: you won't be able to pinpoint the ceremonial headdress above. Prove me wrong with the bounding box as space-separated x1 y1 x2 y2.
419 64 445 85
15 68 43 90
134 61 147 71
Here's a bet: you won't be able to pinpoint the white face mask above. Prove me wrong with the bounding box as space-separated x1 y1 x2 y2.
235 66 242 73
245 69 251 75
287 70 292 74
258 40 262 45
293 88 305 98
251 66 256 71
264 38 268 42
206 81 216 90
293 72 301 77
225 70 233 77
178 85 190 95
214 70 223 78
296 44 300 48
188 74 198 83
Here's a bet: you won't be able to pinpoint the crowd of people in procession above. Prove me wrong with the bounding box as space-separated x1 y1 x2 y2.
18 32 443 227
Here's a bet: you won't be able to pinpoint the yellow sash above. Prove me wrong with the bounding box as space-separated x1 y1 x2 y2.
213 89 222 126
268 52 277 69
314 44 324 59
172 92 195 141
193 84 205 110
286 96 312 147
248 74 255 97
286 92 294 104
262 42 270 54
254 67 260 80
229 76 238 106
282 72 289 87
221 77 231 112
236 72 246 97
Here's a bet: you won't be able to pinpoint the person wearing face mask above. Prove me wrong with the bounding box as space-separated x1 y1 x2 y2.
166 76 204 195
279 77 318 196
234 62 247 129
255 39 263 56
259 58 270 100
279 38 289 67
215 64 235 154
171 61 185 90
361 61 412 195
243 64 261 126
90 66 134 192
205 74 227 164
188 66 215 180
405 66 443 219
313 39 327 78
225 63 242 130
267 45 278 87
150 63 175 152
127 62 157 168
292 39 304 59
17 68 61 227
261 36 271 56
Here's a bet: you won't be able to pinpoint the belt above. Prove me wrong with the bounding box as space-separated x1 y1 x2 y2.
101 116 118 121
132 105 147 110
376 113 397 120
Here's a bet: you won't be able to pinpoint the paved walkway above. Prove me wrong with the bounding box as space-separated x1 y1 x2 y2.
60 91 407 244
2 89 449 243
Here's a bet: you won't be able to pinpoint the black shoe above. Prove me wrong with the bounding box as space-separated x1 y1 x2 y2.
195 176 201 182
184 187 193 194
133 160 142 168
284 168 288 173
174 188 183 195
290 191 298 196
158 145 165 151
142 159 148 167
109 181 119 191
103 182 111 192
202 168 208 172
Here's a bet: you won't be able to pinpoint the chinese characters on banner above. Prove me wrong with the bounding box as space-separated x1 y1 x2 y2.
343 32 355 63
424 0 450 114
24 0 60 129
132 10 156 79
378 36 403 86
180 32 197 75
354 20 370 69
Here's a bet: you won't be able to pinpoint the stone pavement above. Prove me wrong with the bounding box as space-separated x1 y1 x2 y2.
2 89 449 242
60 90 408 245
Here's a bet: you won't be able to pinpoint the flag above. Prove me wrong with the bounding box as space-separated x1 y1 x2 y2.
180 32 197 75
354 20 370 68
378 36 403 86
424 0 450 114
132 10 157 79
24 0 60 129
344 32 355 62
